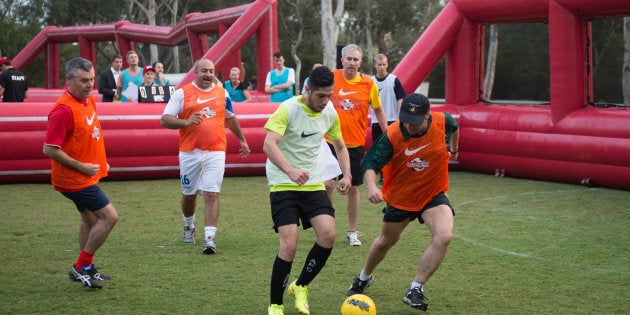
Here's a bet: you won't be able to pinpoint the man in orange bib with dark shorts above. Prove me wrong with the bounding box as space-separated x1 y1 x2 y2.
326 44 388 246
346 93 460 311
44 57 119 289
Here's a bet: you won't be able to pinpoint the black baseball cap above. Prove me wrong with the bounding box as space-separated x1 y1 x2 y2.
399 93 430 125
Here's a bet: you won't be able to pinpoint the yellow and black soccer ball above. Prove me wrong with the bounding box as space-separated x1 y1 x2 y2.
340 294 376 315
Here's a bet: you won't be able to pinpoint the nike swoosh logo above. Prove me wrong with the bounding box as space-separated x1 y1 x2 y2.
86 112 95 126
404 143 431 156
197 97 216 104
338 88 358 96
301 131 318 138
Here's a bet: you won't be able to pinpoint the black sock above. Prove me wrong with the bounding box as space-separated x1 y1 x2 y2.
270 255 292 305
296 243 332 286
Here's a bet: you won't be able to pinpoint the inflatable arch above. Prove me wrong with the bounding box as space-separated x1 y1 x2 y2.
1 0 630 191
394 0 630 190
7 0 278 91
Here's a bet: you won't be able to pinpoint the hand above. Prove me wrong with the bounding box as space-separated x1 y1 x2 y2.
239 140 250 158
82 163 100 176
366 183 384 204
287 169 309 186
449 151 458 161
187 112 203 126
337 177 351 195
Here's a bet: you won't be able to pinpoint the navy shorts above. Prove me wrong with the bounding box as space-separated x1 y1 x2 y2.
61 185 111 212
327 143 364 186
270 190 335 232
383 192 455 224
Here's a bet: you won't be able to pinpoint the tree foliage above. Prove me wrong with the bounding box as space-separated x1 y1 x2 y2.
592 17 625 104
489 23 550 102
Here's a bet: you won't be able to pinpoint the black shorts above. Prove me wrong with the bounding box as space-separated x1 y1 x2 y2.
270 190 335 232
61 185 111 212
383 192 455 224
327 143 364 186
371 121 395 145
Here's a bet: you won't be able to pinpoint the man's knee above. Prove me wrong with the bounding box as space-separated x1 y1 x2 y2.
202 191 219 201
374 233 397 251
98 204 119 226
433 229 452 248
318 228 336 247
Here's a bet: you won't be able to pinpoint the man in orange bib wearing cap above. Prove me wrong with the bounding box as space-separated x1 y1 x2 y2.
346 93 460 312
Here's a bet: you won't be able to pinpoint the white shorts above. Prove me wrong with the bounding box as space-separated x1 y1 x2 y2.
179 149 226 195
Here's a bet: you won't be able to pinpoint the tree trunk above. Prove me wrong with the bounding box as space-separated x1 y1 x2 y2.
131 0 158 64
484 24 498 100
148 0 158 64
623 17 630 106
290 0 303 95
364 1 373 74
169 0 180 73
321 0 344 69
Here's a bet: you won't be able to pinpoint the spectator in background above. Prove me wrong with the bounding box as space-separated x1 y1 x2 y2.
0 56 28 102
141 65 156 87
224 67 251 102
119 51 143 102
301 62 322 95
98 54 122 102
265 51 295 102
152 62 170 86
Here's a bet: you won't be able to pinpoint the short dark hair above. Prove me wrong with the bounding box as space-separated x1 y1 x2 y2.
66 57 93 78
112 54 122 62
273 51 283 59
307 66 334 90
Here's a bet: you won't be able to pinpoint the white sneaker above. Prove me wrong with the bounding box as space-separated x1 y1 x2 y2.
183 226 195 243
347 231 362 246
203 236 216 255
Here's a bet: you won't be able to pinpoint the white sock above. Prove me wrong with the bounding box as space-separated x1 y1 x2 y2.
411 281 423 290
184 214 195 229
205 226 217 240
359 271 372 281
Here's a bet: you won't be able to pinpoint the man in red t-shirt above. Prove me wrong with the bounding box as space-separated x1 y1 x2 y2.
43 57 119 289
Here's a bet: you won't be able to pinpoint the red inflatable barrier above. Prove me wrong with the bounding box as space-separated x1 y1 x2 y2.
0 102 277 183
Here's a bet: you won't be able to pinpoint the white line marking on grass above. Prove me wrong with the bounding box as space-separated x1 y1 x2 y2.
454 188 630 275
456 188 596 207
455 232 630 275
454 234 533 258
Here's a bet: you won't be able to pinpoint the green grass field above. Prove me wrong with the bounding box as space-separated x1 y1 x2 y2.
1 172 629 314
